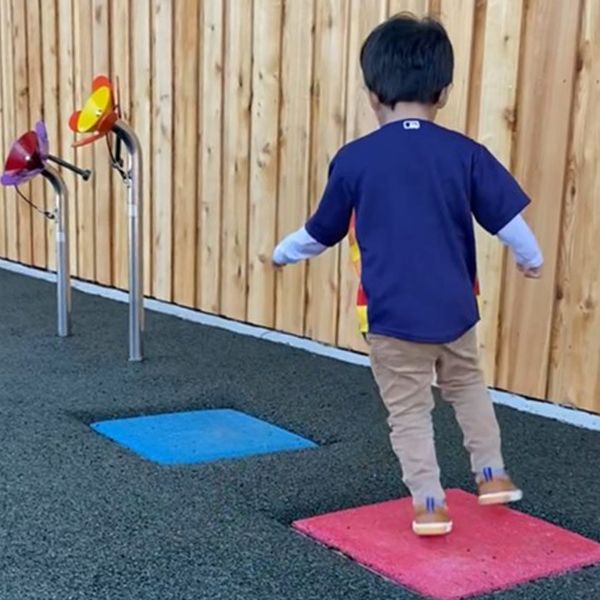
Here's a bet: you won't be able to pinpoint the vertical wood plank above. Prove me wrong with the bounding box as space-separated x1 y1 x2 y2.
92 0 112 285
12 0 32 264
57 0 78 276
437 0 476 132
26 0 47 269
73 0 95 280
151 0 173 301
472 0 523 382
496 0 582 398
172 0 199 307
197 0 224 313
304 0 349 345
0 0 12 259
0 1 4 258
275 0 314 336
110 0 131 290
465 0 486 140
247 0 282 327
220 0 253 320
130 0 153 297
548 0 600 412
388 0 428 16
337 0 386 353
41 0 60 271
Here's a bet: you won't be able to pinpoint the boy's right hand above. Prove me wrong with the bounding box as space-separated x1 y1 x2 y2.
517 263 542 279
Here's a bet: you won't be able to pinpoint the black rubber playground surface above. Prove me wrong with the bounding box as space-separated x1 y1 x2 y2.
1 267 599 600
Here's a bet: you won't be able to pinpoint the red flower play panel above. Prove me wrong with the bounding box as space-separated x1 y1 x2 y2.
293 489 600 599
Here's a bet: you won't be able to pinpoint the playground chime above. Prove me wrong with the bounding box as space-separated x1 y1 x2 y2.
1 75 144 362
1 121 90 338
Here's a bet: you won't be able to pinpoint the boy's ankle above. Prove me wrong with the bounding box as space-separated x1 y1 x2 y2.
475 466 507 484
413 496 447 510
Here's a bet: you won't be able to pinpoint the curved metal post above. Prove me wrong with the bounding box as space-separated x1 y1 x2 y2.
42 166 71 337
113 119 144 362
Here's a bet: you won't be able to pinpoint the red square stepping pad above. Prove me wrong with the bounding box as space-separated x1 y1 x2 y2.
293 489 600 599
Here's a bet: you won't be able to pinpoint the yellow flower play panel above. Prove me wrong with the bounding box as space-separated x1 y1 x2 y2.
76 86 113 133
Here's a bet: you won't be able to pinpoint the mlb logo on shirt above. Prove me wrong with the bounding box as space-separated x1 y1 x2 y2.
403 120 421 130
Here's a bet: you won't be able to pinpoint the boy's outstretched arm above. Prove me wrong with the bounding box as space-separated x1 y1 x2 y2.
272 154 354 267
471 145 543 279
497 214 543 278
272 227 327 266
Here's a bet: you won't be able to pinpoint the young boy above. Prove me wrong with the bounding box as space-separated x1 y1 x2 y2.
272 14 543 536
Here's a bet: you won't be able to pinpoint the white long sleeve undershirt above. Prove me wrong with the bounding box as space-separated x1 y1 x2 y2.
272 226 327 265
273 213 543 270
496 214 544 269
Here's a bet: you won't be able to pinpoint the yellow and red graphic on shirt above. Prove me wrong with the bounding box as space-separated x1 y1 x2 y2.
348 213 369 333
347 212 481 334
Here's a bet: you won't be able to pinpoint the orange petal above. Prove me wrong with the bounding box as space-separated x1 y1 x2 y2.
97 111 118 134
68 111 82 132
72 131 107 148
92 75 113 92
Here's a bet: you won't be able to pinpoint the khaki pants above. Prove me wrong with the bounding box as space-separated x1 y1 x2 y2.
369 328 504 506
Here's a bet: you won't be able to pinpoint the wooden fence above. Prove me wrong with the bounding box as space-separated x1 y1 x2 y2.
1 0 599 413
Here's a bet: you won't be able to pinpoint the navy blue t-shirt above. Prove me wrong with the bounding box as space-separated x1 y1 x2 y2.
305 119 530 343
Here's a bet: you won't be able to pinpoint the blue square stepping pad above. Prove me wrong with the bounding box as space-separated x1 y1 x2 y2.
91 409 318 465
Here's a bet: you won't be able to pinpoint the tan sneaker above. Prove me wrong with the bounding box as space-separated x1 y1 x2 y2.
478 468 523 505
412 498 453 536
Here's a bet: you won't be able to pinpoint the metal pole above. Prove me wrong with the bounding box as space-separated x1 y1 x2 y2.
42 166 71 337
113 119 144 362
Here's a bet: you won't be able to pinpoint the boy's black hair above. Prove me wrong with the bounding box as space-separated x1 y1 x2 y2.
360 13 454 107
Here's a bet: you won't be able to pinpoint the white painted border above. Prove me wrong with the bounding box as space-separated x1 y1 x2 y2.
2 258 600 432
